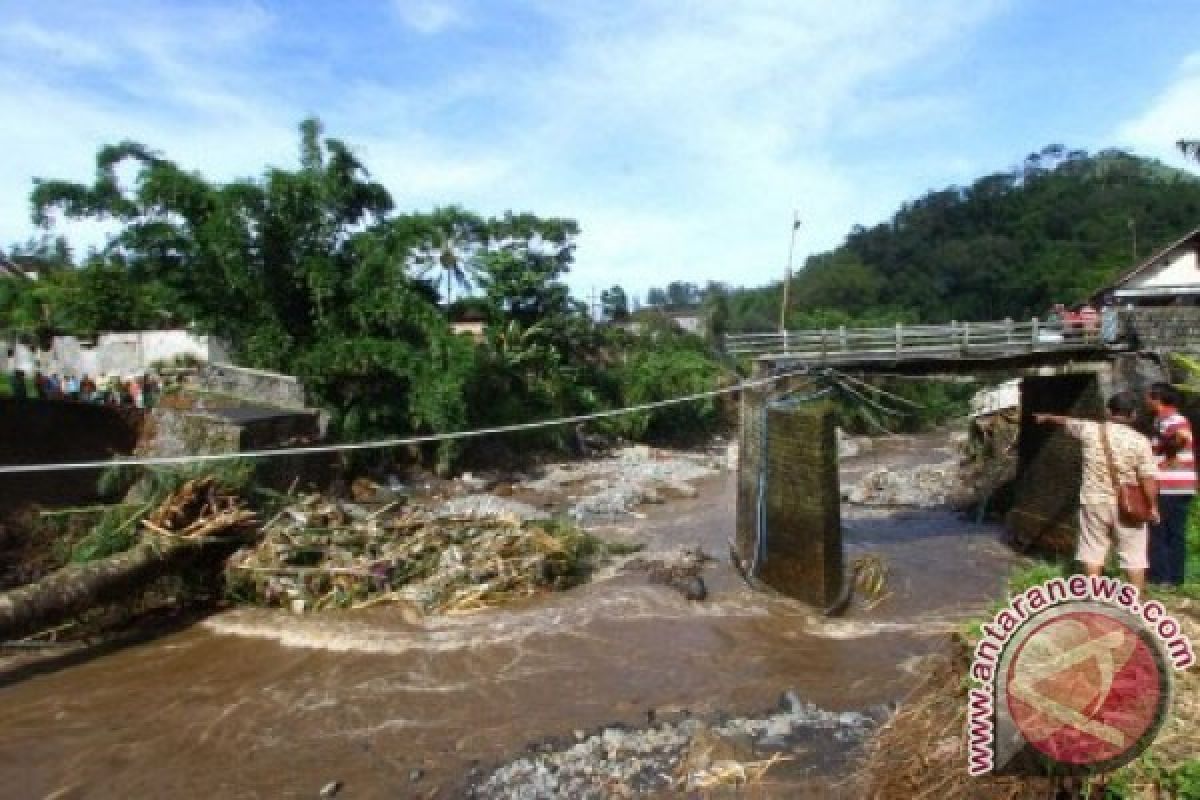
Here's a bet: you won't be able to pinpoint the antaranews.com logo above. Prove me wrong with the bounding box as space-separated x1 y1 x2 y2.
967 576 1195 777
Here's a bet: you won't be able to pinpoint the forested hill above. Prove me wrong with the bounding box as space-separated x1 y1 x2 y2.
727 146 1200 331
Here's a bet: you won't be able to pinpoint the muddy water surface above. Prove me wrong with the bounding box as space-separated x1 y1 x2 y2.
0 434 1022 798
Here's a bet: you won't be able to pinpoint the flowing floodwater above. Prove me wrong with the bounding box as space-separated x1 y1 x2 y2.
0 433 1022 798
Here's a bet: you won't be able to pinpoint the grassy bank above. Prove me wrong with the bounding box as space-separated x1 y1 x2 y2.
858 507 1200 799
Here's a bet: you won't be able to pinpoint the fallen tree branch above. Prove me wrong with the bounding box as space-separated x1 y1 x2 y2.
0 479 258 642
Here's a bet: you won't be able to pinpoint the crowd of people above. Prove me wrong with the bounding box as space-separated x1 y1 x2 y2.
1034 382 1195 591
8 368 163 409
1044 300 1122 343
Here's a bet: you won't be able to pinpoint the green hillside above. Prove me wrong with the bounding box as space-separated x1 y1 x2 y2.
728 145 1200 331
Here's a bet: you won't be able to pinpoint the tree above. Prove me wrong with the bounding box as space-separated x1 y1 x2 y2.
30 118 472 468
54 258 176 334
665 281 700 309
701 281 731 343
476 213 580 327
409 206 487 304
600 285 629 321
645 287 668 307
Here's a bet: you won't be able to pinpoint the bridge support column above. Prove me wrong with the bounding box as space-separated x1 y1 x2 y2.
735 388 843 607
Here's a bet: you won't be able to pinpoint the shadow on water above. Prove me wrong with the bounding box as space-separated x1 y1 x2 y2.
0 608 214 691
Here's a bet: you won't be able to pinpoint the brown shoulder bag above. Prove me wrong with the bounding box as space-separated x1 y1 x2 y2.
1099 422 1155 526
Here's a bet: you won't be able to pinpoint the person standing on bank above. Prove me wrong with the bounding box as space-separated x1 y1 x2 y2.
1034 392 1159 593
1145 383 1195 586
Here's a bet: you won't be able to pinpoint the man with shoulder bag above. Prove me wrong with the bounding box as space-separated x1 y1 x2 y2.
1035 392 1159 592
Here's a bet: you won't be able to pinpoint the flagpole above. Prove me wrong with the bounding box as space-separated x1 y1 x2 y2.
780 212 800 350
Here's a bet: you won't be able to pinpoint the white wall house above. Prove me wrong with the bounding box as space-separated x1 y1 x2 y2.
1105 228 1200 305
3 330 231 378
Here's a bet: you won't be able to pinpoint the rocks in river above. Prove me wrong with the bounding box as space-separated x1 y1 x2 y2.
458 472 491 493
318 780 342 798
519 446 719 519
844 461 964 507
468 691 879 798
836 428 873 460
622 547 712 601
678 575 707 602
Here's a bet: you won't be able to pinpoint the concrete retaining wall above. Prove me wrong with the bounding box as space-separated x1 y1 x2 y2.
1007 375 1104 556
736 388 842 607
1123 308 1200 354
0 399 326 514
197 364 308 411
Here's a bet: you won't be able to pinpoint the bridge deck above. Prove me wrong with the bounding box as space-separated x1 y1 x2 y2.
725 319 1116 367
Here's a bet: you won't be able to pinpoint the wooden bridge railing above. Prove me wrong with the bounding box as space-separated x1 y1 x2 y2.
723 318 1107 363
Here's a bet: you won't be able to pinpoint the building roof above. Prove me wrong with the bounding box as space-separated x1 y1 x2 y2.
1104 226 1200 292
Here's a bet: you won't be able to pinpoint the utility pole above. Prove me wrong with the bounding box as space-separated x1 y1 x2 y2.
780 211 801 333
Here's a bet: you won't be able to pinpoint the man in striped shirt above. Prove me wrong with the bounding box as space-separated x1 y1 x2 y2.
1145 383 1195 586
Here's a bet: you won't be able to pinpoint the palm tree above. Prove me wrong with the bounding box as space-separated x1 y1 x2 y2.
420 206 487 304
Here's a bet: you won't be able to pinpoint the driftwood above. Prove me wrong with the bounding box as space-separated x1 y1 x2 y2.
0 478 258 642
0 538 242 642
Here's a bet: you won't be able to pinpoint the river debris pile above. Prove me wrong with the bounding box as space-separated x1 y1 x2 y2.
225 497 630 614
842 432 974 509
140 477 259 540
470 691 880 799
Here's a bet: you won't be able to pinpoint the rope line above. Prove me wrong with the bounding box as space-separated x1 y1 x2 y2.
0 369 813 475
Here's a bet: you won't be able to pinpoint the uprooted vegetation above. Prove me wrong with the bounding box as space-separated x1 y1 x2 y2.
224 496 641 614
0 463 641 645
0 473 260 642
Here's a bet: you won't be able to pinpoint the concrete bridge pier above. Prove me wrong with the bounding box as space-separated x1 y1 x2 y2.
1007 353 1172 555
734 386 843 608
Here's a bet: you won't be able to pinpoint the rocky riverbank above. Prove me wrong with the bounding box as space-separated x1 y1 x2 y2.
470 690 885 799
438 442 732 522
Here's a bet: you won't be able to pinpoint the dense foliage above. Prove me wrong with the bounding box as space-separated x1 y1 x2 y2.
16 120 732 469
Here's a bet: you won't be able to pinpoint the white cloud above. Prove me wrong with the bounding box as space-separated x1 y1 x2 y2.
0 20 116 68
1113 51 1200 167
474 0 1002 288
392 0 465 35
0 2 293 247
0 0 1006 295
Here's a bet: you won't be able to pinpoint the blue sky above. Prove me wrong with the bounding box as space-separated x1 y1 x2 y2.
2 1 1198 300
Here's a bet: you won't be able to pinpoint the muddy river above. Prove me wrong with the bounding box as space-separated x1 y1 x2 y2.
0 433 1022 798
